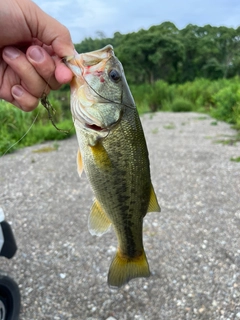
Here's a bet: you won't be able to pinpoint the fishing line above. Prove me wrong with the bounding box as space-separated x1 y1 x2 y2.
39 67 74 134
84 75 135 110
1 111 39 156
2 68 74 156
71 56 136 111
40 93 71 134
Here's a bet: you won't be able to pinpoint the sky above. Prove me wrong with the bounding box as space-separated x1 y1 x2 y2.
33 0 240 44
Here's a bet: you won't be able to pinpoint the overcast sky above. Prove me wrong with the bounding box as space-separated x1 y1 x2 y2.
33 0 240 44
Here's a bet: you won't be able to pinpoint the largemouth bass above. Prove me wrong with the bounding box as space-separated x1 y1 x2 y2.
64 45 160 288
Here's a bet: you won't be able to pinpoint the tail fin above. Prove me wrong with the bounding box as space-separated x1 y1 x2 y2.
108 249 150 288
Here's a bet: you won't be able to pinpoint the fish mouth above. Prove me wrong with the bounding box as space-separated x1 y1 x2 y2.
74 113 108 133
85 123 106 132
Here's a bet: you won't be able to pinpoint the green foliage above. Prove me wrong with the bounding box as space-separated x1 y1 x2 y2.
171 98 194 112
230 156 240 162
211 86 238 123
233 103 240 130
132 77 240 132
74 22 240 85
0 93 74 156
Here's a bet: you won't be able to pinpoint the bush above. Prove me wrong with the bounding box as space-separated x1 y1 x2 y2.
171 98 194 112
131 77 240 128
211 83 239 123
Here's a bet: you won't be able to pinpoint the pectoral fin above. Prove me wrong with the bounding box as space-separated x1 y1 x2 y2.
77 149 84 177
88 199 111 236
147 183 161 213
90 142 112 171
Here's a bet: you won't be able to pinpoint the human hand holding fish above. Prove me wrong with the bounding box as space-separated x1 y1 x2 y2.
64 45 161 288
0 0 74 111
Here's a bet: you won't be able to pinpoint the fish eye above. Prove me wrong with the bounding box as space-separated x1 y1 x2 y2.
109 69 121 83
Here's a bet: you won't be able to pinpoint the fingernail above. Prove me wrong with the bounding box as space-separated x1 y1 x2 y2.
28 47 44 62
12 85 24 98
4 47 20 59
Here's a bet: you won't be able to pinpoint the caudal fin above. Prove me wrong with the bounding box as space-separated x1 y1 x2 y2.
108 250 150 288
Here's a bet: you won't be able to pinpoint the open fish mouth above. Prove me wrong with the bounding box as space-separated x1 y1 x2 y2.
85 123 105 131
73 109 109 133
74 113 107 133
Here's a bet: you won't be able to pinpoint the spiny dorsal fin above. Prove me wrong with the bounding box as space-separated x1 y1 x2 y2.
147 183 161 213
77 149 84 177
88 199 111 236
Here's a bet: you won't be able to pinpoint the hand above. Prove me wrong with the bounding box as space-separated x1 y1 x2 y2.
0 0 75 111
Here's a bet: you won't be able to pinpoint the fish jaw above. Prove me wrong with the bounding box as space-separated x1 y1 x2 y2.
64 45 114 93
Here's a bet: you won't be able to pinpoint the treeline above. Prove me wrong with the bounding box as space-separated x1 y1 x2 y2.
75 22 240 84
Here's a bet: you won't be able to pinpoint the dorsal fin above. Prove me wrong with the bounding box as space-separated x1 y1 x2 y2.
88 199 111 236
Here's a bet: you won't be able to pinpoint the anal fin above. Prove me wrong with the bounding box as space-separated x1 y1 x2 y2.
88 199 111 236
147 183 161 213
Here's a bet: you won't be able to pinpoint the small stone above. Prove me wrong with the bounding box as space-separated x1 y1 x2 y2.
198 307 205 313
212 300 218 306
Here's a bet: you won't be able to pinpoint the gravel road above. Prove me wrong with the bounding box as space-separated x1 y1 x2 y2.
0 112 240 320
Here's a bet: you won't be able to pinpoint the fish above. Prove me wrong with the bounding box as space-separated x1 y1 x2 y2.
64 45 160 288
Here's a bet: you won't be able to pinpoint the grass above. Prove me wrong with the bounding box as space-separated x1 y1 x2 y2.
0 97 74 156
210 121 218 126
164 123 175 129
32 143 59 153
230 156 240 162
215 133 240 145
151 128 159 134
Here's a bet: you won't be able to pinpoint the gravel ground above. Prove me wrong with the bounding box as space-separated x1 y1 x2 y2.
0 112 240 320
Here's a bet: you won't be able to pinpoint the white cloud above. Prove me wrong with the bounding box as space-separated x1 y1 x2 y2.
33 0 240 43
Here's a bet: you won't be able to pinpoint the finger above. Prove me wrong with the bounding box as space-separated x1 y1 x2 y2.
11 85 39 112
26 45 60 90
2 46 50 98
55 58 73 84
21 0 75 57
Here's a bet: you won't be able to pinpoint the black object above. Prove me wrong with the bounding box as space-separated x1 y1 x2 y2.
0 275 21 320
0 216 20 320
0 222 17 259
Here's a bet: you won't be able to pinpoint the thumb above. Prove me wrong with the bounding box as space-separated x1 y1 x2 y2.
20 0 75 57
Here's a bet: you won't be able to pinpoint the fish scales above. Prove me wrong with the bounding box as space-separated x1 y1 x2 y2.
83 108 151 258
64 45 160 288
